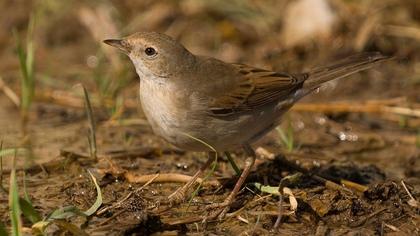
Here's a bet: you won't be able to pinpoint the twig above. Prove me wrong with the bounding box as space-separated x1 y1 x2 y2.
383 222 400 232
99 156 219 185
164 216 207 225
354 13 381 51
247 210 295 217
381 25 420 41
236 215 249 224
341 179 369 193
80 85 97 161
273 191 284 229
383 106 420 118
0 76 20 107
124 172 219 186
401 180 419 208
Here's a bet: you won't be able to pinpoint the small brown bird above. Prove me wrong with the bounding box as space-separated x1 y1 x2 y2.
104 32 389 219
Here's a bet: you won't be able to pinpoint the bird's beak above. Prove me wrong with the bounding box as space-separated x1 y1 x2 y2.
103 39 132 54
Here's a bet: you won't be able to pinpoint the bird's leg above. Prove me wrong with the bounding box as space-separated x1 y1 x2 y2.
205 143 256 220
167 151 216 205
224 151 241 176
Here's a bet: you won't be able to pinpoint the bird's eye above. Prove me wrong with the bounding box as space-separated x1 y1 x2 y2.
144 47 157 56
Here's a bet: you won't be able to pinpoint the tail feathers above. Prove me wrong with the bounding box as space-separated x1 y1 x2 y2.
301 52 391 93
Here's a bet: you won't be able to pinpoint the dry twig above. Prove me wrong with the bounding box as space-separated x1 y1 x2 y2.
0 76 20 107
401 180 419 208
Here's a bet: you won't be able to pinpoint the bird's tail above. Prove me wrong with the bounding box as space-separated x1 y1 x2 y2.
301 52 391 94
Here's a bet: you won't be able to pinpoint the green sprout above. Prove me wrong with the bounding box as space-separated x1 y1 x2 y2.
276 118 295 152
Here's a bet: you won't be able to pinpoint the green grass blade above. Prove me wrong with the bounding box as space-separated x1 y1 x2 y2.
224 151 241 176
34 171 103 234
48 206 86 220
9 154 22 236
83 170 102 216
13 30 32 112
81 85 97 161
180 133 219 205
276 125 294 151
26 15 35 83
253 182 280 196
22 172 31 203
13 30 29 88
19 198 41 224
0 148 26 158
13 13 36 123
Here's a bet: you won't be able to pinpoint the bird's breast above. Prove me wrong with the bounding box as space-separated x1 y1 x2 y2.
139 79 205 144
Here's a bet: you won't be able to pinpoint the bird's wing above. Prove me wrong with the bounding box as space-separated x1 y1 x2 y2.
208 63 307 116
207 52 390 117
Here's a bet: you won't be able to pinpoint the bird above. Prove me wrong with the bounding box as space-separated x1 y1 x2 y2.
104 31 389 219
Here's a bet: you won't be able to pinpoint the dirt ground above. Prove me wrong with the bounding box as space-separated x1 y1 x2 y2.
0 0 419 235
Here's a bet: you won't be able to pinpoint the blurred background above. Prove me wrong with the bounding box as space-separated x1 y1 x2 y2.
1 0 419 99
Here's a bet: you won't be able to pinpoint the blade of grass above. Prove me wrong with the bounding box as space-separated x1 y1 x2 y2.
81 85 97 161
253 183 280 196
224 151 241 176
180 133 219 205
32 171 102 234
83 170 102 216
19 198 41 224
276 117 295 152
0 148 27 158
32 206 86 233
9 152 22 236
13 14 36 170
22 172 30 203
13 15 36 119
48 206 86 220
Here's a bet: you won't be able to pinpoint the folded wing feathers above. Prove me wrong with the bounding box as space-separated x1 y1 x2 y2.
209 64 304 116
